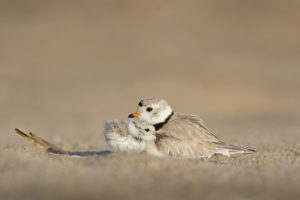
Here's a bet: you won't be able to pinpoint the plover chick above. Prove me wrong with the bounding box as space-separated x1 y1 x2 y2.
127 120 165 157
128 98 255 159
103 119 164 156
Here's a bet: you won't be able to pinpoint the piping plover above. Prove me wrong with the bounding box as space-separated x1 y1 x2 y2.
104 119 164 156
128 98 255 159
128 120 165 157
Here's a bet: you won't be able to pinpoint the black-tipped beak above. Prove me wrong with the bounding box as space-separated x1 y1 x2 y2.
128 111 140 118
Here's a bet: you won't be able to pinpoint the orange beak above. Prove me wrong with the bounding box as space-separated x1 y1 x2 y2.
133 111 140 117
128 111 140 118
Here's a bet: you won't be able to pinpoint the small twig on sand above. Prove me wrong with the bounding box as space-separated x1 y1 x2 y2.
14 128 69 155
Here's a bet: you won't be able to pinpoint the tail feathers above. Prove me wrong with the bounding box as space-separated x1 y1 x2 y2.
224 144 256 155
214 144 256 157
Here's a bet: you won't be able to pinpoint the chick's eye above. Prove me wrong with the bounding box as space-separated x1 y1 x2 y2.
146 107 153 112
145 128 150 132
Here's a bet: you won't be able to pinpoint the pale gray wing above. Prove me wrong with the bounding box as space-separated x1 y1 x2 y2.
167 113 224 143
157 113 255 158
156 113 231 158
177 114 256 154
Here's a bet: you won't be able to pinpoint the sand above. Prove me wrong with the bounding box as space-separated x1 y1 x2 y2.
1 1 300 199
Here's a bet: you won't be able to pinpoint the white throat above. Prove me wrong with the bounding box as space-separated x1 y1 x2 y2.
155 106 173 124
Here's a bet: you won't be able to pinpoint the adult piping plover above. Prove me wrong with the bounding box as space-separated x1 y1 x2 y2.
128 98 255 159
104 119 164 156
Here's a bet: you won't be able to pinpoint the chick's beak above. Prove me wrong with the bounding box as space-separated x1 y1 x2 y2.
128 111 140 118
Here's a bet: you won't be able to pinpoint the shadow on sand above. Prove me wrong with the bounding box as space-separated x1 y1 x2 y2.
47 149 113 156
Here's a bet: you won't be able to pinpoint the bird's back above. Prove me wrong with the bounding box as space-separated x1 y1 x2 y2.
156 112 255 158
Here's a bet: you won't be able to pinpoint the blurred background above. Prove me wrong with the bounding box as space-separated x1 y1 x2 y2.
1 0 300 145
1 1 300 200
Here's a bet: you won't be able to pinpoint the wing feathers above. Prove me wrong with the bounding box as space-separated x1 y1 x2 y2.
156 113 255 158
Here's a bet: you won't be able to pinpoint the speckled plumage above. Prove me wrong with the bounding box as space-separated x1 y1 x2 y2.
103 119 164 156
103 120 145 153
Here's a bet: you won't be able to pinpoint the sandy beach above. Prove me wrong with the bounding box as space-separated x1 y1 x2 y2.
1 1 300 199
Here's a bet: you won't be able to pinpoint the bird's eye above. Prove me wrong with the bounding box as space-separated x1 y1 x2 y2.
146 107 153 112
138 101 143 107
145 128 150 132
